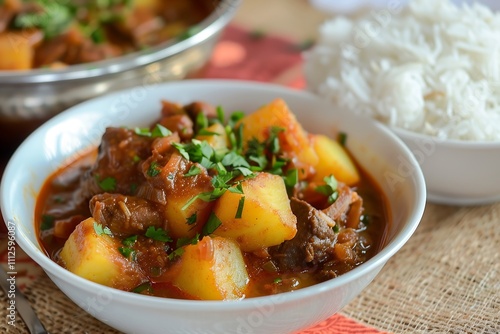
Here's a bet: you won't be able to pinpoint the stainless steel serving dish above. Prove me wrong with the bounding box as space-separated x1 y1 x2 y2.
0 0 240 148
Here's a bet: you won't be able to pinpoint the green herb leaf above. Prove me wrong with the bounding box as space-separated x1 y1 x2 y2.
315 175 339 204
135 124 172 138
40 214 55 231
122 235 138 247
145 226 172 242
176 234 200 248
202 212 222 236
228 183 244 194
151 124 172 138
95 175 116 192
216 106 225 124
118 247 136 260
168 247 185 261
235 196 245 219
196 112 208 130
184 165 202 177
197 129 220 136
186 213 197 225
132 282 152 294
284 168 298 190
93 222 112 236
147 161 161 177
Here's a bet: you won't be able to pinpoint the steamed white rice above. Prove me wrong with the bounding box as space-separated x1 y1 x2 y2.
305 0 500 141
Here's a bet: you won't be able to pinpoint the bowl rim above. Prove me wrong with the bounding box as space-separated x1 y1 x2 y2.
391 125 500 148
0 0 241 84
0 79 427 310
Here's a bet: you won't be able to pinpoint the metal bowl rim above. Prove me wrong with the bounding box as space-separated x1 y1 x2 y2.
0 0 240 84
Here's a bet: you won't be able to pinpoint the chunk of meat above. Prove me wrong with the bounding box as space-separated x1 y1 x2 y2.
90 193 163 237
80 127 153 200
269 198 336 271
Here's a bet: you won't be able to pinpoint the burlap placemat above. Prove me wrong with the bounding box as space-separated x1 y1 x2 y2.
1 273 120 334
342 202 500 334
2 202 499 333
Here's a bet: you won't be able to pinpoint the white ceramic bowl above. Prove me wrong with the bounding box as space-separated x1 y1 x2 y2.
392 127 500 206
0 80 426 334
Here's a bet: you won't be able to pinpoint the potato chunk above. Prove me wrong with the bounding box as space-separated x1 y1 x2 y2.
162 153 214 239
311 134 360 186
195 122 228 150
167 236 249 300
238 99 318 178
213 172 297 252
60 218 146 290
0 32 33 70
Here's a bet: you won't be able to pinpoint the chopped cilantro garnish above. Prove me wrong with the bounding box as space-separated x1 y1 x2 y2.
216 106 225 124
118 247 136 260
202 212 222 236
132 282 152 294
40 214 55 231
186 213 197 225
333 225 340 233
283 168 299 190
151 124 172 138
315 175 339 204
176 234 200 248
93 222 112 236
145 226 172 242
268 127 285 154
228 183 244 194
90 26 106 44
273 277 283 284
14 2 73 40
135 124 172 138
235 196 245 219
122 235 138 247
95 175 116 192
172 140 215 169
197 129 220 136
147 161 161 177
196 112 209 130
167 235 201 261
168 247 185 261
184 165 202 177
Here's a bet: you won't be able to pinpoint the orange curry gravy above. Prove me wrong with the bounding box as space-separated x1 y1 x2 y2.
35 101 390 300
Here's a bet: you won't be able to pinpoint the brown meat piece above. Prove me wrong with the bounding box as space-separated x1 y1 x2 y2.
269 198 337 271
80 127 153 200
90 193 163 237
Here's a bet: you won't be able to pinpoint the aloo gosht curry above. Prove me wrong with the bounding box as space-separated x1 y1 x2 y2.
36 99 390 300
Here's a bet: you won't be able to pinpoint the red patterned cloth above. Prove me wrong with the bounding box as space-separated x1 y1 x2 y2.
203 25 306 89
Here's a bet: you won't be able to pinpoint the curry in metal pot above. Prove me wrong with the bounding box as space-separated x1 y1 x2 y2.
0 0 216 70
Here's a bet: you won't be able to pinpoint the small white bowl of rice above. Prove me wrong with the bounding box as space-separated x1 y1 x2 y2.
305 0 500 205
